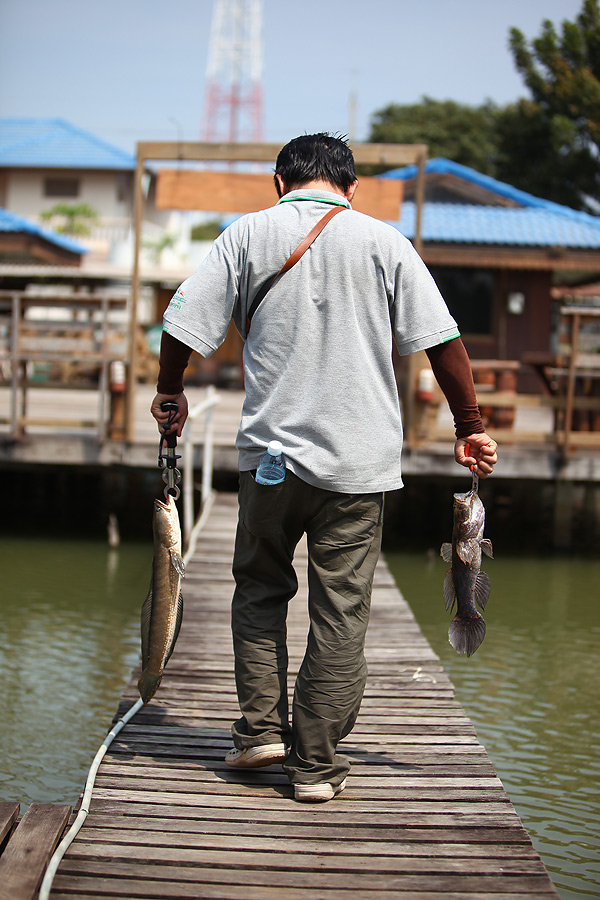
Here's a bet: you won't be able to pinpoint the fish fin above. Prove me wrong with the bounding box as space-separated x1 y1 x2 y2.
138 671 162 705
140 587 153 667
456 540 477 566
480 539 494 559
474 571 491 610
443 570 456 612
449 613 486 657
170 550 185 578
164 591 184 666
440 542 452 564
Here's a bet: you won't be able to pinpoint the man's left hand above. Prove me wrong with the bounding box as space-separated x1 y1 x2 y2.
455 433 498 478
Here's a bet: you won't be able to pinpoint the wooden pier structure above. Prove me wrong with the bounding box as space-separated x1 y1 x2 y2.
2 492 558 899
2 288 600 481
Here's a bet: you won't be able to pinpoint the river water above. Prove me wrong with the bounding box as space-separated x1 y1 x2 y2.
385 549 600 900
0 531 598 899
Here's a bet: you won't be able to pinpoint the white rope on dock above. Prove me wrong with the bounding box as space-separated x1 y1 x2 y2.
39 489 215 899
38 697 143 900
40 388 221 899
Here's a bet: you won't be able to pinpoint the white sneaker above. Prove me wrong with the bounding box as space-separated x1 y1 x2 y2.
294 778 347 802
225 742 288 768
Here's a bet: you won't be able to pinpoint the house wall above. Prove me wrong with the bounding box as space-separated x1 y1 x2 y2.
2 169 133 220
502 269 553 355
454 267 553 393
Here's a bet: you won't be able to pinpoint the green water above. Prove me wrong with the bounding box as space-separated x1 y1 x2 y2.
0 536 598 899
386 550 600 900
0 538 149 809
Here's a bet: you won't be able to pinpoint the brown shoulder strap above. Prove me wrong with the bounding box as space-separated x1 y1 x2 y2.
246 204 346 333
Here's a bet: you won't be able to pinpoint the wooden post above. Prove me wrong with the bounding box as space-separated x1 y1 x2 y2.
553 479 574 550
97 294 109 442
10 293 19 439
563 311 581 456
126 149 146 444
413 151 426 257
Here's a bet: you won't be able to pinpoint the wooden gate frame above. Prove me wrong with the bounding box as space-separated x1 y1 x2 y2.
127 141 428 441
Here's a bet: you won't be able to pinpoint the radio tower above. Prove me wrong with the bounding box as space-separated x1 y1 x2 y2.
202 0 264 143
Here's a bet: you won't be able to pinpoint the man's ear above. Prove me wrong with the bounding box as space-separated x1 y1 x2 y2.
274 174 286 198
345 179 358 203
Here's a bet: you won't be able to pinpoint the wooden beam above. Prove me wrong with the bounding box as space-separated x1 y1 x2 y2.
156 170 403 219
0 234 82 266
136 140 427 167
421 244 600 271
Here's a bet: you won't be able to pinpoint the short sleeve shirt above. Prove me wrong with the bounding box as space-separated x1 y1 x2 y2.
163 189 459 492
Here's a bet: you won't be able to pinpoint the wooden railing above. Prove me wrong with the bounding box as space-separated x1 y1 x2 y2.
407 310 600 455
0 290 129 440
3 290 599 458
182 385 221 555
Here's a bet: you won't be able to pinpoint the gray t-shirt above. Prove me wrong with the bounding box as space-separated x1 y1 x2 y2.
163 189 459 492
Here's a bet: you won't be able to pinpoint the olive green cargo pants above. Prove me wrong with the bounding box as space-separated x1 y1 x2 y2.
231 470 383 787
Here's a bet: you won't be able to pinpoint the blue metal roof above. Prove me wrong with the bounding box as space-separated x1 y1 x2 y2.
383 158 600 248
0 118 135 170
394 201 600 249
0 207 88 254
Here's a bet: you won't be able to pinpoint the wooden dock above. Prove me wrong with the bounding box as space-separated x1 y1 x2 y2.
2 382 600 482
3 382 600 552
36 492 559 899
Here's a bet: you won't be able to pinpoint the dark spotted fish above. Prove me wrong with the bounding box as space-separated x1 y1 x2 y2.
440 489 493 656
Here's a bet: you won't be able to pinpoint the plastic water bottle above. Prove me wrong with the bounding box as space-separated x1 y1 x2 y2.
255 440 286 485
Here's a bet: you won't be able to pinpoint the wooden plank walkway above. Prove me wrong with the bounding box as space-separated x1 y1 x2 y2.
49 492 559 899
0 802 71 900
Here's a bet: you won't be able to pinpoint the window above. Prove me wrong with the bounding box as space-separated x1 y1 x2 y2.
116 172 130 204
44 177 80 198
430 267 495 335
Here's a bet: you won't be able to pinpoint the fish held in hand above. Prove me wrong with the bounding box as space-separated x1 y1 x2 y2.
440 490 493 657
138 494 184 704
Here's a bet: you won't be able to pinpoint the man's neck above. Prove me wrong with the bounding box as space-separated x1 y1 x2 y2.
285 180 344 195
277 176 357 204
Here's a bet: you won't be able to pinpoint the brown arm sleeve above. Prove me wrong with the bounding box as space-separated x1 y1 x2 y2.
156 331 193 394
425 338 484 439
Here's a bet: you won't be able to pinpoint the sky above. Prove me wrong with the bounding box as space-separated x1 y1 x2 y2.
0 0 585 155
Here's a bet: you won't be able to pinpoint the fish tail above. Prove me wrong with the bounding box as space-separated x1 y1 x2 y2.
137 671 162 705
448 614 486 657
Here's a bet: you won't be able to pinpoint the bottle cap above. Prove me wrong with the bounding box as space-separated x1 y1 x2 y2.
267 440 283 456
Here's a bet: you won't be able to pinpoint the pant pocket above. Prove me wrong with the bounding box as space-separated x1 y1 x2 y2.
239 470 286 537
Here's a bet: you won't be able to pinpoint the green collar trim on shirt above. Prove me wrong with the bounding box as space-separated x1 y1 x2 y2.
278 194 350 208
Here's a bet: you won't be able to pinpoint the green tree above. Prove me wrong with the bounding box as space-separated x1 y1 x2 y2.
493 99 597 208
190 219 223 241
40 203 98 237
365 4 600 212
368 97 500 176
509 0 600 211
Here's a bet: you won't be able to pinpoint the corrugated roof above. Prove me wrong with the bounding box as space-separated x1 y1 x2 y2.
394 201 600 248
0 118 135 170
0 207 88 254
382 158 600 248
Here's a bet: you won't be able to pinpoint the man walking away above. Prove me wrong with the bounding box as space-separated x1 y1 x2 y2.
151 133 498 802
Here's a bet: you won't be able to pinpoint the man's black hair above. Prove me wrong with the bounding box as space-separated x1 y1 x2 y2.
274 133 356 195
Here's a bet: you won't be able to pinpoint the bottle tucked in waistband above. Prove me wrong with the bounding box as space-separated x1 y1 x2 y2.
255 440 286 485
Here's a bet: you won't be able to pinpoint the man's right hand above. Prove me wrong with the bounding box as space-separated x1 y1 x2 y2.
150 391 189 437
455 433 498 478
